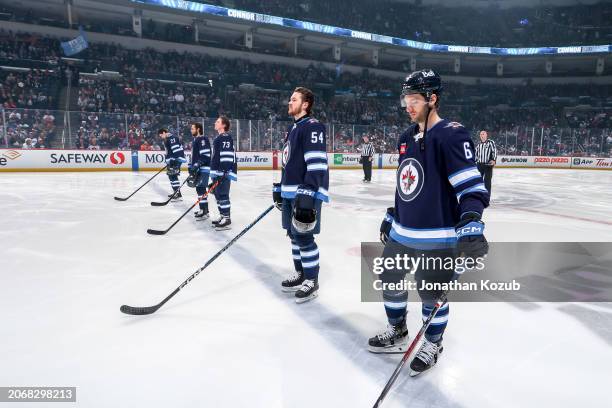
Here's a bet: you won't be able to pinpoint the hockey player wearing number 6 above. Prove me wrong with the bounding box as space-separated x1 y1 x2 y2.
272 87 329 303
369 70 490 377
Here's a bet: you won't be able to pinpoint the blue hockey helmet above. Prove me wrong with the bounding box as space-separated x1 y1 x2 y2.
400 69 442 107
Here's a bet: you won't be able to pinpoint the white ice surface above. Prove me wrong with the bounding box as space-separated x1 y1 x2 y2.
1 168 611 408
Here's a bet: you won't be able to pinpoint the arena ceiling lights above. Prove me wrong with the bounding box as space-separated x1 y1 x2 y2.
130 0 611 56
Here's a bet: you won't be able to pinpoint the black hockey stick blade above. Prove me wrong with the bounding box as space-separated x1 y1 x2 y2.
150 178 189 206
145 177 224 236
120 304 160 315
150 199 171 207
146 228 167 236
122 205 274 316
113 165 167 202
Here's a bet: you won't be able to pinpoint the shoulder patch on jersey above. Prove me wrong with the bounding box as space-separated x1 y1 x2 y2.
444 121 464 129
308 118 319 123
399 143 407 155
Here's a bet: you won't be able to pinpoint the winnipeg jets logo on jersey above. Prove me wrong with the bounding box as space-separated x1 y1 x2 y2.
396 158 424 202
413 132 424 142
282 141 291 169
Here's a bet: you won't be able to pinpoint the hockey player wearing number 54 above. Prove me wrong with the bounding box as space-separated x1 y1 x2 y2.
272 87 329 303
370 70 490 377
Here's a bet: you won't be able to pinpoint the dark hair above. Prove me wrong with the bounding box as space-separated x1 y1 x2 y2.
219 116 230 131
294 87 314 115
158 128 168 135
192 122 203 135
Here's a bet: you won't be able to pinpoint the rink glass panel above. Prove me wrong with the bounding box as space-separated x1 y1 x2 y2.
1 108 609 156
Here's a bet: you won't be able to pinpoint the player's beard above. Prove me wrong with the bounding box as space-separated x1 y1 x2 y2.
412 107 430 126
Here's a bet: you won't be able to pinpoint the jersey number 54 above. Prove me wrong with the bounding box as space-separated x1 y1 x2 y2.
311 132 324 144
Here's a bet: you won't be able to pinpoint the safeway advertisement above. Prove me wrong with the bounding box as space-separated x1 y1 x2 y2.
0 149 131 170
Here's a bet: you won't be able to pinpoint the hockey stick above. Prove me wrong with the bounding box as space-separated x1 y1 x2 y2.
121 204 275 315
114 165 168 201
146 176 224 235
150 177 190 206
372 292 448 408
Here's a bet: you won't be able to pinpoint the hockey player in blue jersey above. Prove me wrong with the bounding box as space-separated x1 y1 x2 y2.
272 87 329 303
159 127 186 200
187 122 211 221
368 70 490 376
209 116 237 231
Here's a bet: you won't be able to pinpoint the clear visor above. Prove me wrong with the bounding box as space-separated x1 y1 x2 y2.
400 93 428 108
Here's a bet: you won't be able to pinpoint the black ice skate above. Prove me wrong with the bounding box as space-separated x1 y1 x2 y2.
409 339 443 377
295 279 318 303
214 216 231 230
281 270 305 293
169 190 182 201
194 210 209 221
368 321 409 353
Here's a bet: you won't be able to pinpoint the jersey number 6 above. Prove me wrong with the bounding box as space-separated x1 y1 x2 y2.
463 141 473 159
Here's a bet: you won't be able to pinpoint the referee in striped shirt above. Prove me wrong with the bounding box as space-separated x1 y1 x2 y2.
360 136 375 183
475 130 497 194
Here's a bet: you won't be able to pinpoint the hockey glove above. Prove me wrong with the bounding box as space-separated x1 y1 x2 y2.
455 212 489 259
166 161 180 176
272 183 282 211
189 162 200 178
186 174 196 188
292 188 317 234
380 207 394 244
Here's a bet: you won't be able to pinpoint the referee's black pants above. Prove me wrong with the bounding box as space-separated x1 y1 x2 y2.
477 163 493 194
362 158 372 181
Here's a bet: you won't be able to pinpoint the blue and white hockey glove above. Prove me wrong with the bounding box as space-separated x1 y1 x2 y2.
292 187 317 233
272 183 282 211
455 212 489 258
380 207 394 244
